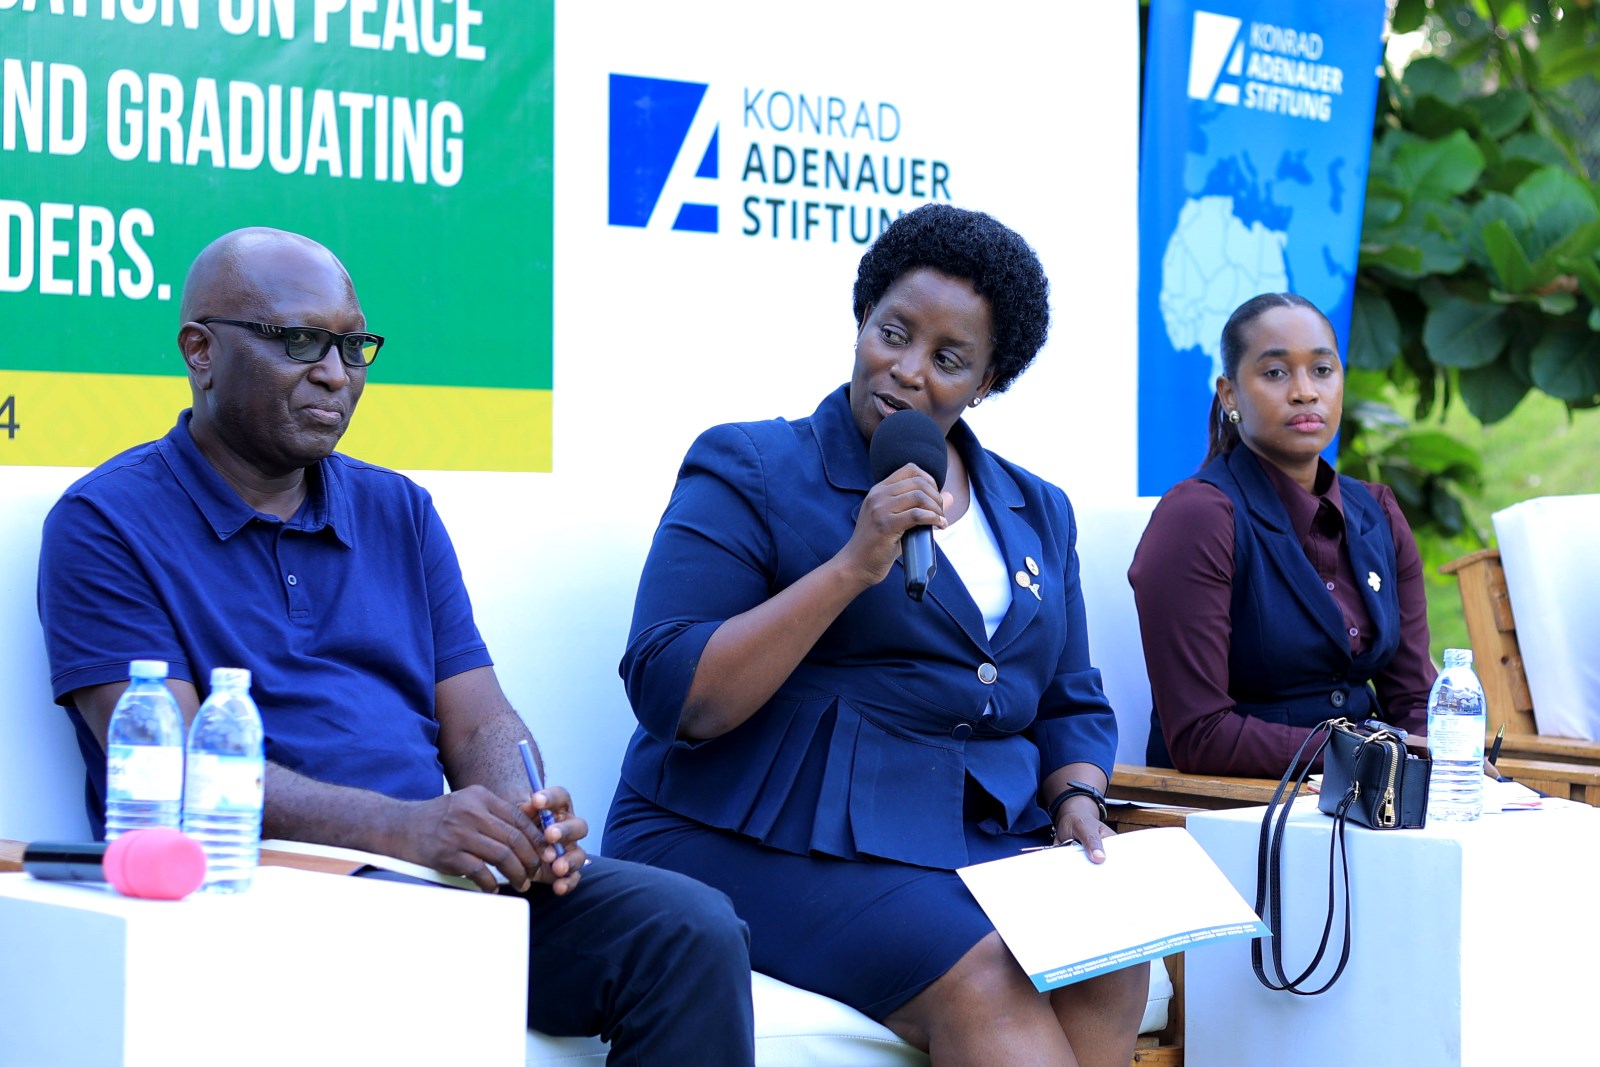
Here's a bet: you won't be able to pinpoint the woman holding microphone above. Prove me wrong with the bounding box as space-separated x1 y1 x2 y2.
606 204 1149 1066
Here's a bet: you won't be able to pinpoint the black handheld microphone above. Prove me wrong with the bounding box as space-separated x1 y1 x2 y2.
868 409 949 602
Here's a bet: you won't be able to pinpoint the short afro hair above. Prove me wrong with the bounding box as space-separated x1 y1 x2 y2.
852 203 1050 394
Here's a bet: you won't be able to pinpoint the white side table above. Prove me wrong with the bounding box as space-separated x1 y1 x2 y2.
1185 798 1600 1067
0 865 528 1067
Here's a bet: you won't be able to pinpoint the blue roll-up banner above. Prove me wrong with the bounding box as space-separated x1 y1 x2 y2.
1138 0 1388 494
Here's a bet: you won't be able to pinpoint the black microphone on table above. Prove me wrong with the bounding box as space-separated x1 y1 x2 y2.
868 409 949 602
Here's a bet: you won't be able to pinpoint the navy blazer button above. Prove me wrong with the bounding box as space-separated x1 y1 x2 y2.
952 723 973 741
977 662 997 684
1330 690 1346 708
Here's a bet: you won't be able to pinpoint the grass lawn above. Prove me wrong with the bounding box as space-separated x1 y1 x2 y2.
1419 392 1600 660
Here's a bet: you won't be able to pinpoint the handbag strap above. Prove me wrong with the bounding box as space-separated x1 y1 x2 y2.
1251 720 1356 995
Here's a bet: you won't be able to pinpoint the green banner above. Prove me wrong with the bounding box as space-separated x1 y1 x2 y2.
2 0 552 470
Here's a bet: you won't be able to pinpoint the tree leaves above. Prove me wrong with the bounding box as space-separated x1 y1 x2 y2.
1399 57 1464 106
1530 7 1600 86
1390 0 1431 35
1514 166 1600 262
1483 220 1536 292
1390 130 1485 200
1529 323 1600 400
1422 296 1512 368
1348 3 1600 543
1463 89 1531 139
1355 8 1600 430
1350 289 1402 371
1461 357 1532 424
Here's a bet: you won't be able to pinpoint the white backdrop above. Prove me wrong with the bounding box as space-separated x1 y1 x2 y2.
551 0 1142 508
439 0 1147 812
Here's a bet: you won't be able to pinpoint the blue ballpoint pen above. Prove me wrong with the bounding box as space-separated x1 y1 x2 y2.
518 739 567 858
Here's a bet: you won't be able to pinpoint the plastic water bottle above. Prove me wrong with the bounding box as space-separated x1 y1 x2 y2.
1426 648 1486 822
105 660 186 840
183 667 265 893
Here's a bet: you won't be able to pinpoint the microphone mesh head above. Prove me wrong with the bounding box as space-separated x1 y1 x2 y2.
104 828 208 900
868 409 948 488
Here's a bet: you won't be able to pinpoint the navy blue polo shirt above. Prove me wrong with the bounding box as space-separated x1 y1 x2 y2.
39 411 492 835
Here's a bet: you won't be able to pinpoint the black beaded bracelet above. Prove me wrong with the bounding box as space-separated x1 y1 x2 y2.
1046 781 1108 825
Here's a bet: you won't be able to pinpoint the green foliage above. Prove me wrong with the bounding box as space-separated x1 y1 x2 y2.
1340 372 1485 559
1422 390 1600 658
1347 0 1600 544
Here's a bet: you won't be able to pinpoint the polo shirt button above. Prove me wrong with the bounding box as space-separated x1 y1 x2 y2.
1349 627 1359 638
952 723 973 741
1330 690 1346 708
1326 581 1335 591
977 662 997 685
286 574 298 587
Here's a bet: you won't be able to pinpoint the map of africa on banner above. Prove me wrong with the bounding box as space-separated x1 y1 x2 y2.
1139 0 1387 494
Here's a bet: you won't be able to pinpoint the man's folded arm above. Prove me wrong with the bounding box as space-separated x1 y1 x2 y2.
256 760 550 894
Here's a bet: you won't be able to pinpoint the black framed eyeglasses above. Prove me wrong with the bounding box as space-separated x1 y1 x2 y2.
198 318 384 368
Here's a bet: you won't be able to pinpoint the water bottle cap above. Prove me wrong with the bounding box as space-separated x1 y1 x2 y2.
209 666 252 690
128 659 169 680
1443 648 1474 668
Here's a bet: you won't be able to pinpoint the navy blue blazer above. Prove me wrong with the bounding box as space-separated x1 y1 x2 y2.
615 386 1118 870
1145 446 1403 767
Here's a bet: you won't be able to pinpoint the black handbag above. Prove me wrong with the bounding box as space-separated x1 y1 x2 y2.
1319 718 1431 830
1252 717 1431 994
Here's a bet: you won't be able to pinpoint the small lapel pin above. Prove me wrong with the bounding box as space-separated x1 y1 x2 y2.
1367 571 1382 592
1025 556 1039 576
1029 582 1042 601
1015 570 1031 588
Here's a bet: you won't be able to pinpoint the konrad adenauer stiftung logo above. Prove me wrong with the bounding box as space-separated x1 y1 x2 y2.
607 73 949 243
1186 11 1346 122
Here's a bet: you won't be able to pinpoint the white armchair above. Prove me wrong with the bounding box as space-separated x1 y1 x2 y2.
1493 494 1600 741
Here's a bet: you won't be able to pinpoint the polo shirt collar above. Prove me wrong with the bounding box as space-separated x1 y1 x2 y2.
157 410 356 548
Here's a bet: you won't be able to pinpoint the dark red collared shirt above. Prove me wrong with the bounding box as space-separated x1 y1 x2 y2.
1129 454 1435 777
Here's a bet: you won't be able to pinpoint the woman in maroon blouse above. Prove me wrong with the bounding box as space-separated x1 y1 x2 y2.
1129 293 1435 777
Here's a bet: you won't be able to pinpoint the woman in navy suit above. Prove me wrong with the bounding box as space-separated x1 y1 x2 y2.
1129 293 1436 778
606 204 1150 1065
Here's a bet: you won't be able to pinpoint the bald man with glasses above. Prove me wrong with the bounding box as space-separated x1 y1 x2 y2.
38 227 755 1066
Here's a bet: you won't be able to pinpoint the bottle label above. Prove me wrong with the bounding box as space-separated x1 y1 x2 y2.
107 744 183 802
1428 715 1484 762
185 754 265 811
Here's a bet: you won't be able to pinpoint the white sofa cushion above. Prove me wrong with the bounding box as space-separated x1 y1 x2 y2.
525 963 1173 1065
0 466 93 842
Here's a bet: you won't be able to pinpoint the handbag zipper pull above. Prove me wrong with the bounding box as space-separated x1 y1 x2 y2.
1381 786 1396 827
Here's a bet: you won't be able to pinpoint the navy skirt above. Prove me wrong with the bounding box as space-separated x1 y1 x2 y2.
605 781 1049 1020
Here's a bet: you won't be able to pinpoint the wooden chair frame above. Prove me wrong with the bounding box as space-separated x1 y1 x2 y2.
1440 548 1600 772
1104 764 1305 1066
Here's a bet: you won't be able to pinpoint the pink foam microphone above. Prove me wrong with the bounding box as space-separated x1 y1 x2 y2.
23 828 208 900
